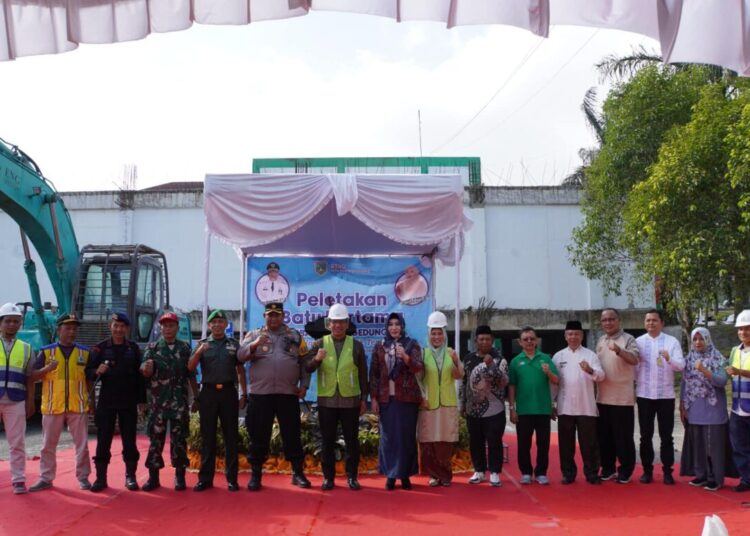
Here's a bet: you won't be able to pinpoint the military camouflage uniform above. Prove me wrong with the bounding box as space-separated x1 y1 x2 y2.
142 337 194 470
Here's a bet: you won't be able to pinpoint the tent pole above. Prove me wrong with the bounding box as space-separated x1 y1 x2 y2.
201 230 211 339
454 231 460 354
239 253 247 341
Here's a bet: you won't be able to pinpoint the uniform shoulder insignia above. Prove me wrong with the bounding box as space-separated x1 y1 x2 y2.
40 342 57 350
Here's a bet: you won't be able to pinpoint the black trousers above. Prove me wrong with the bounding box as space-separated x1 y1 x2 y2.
246 394 304 472
318 405 360 479
637 397 675 473
466 412 506 473
94 407 139 465
197 384 239 484
558 415 599 481
597 403 635 479
516 414 551 477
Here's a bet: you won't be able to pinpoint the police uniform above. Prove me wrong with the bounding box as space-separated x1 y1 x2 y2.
241 302 310 489
86 312 145 491
195 310 241 489
142 335 193 480
30 314 92 492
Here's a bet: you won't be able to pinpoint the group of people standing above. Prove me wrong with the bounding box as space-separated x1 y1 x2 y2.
1 301 749 496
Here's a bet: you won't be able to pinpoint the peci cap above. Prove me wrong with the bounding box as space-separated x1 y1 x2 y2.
266 262 280 271
57 313 81 327
475 325 492 337
207 309 227 322
565 320 584 331
265 302 284 315
159 312 179 324
111 311 131 326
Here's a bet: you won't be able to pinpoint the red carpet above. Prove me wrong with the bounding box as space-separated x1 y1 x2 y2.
1 434 748 535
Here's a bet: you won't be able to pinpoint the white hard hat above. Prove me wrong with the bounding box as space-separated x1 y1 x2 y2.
735 309 750 328
0 303 22 319
328 303 349 321
427 311 448 329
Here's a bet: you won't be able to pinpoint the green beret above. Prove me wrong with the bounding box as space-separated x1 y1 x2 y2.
207 309 227 322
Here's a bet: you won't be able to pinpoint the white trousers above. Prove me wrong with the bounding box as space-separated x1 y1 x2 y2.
40 413 91 483
0 401 26 484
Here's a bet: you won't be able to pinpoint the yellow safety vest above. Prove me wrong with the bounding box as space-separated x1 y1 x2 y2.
40 344 90 415
729 346 750 413
317 335 360 398
422 347 457 410
0 339 32 401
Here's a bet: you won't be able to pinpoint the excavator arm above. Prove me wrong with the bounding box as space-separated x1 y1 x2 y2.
0 138 79 344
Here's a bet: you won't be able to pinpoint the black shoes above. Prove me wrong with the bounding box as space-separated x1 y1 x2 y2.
639 473 653 484
90 463 108 493
248 473 262 491
663 472 675 485
193 481 213 492
142 469 161 492
586 476 601 485
561 477 575 485
599 470 617 481
401 477 412 490
385 478 396 490
228 481 239 492
733 481 750 492
347 477 361 491
321 478 334 491
125 462 139 491
689 478 707 487
174 467 186 491
292 473 311 489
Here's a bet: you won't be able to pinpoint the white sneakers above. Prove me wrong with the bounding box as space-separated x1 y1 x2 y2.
520 474 532 484
468 472 486 484
489 473 502 487
535 475 550 485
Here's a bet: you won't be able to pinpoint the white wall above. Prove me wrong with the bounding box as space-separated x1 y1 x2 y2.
0 187 649 314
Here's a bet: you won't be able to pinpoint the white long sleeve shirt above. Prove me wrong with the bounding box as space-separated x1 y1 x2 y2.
635 332 685 400
552 346 605 417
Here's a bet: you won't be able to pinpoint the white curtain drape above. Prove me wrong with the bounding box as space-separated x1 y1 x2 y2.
202 173 471 264
2 0 750 74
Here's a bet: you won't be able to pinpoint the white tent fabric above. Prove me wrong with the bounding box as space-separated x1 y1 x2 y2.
203 173 471 264
2 0 749 74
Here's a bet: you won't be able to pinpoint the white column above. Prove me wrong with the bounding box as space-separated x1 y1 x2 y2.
201 229 211 339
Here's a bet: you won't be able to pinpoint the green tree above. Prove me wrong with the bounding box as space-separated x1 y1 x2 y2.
623 81 750 335
569 65 714 298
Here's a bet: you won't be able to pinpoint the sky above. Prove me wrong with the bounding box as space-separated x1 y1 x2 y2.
0 12 658 191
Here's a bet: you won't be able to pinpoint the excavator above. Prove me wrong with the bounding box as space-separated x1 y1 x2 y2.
0 137 191 350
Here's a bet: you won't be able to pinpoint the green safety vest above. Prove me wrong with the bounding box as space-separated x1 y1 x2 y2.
423 347 457 410
317 335 361 398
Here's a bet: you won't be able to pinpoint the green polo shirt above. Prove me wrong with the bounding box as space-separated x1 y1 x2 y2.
509 351 557 415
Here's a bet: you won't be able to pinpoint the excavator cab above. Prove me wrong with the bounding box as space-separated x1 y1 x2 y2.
73 244 190 348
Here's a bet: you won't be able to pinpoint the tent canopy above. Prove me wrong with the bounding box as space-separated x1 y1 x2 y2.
4 1 750 74
203 173 471 264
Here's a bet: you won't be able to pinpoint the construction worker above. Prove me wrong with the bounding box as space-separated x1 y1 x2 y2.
0 303 35 494
30 313 92 492
305 303 368 491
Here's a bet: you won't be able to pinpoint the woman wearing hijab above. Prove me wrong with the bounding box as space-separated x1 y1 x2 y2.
679 327 731 491
416 312 464 487
370 313 424 490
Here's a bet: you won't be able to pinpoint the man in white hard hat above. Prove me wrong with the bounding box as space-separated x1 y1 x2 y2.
727 309 750 492
0 303 35 494
305 303 368 490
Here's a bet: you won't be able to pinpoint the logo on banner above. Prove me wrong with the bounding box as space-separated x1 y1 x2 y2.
314 261 328 276
394 264 429 306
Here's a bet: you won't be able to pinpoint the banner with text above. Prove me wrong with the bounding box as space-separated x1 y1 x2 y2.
247 256 433 400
